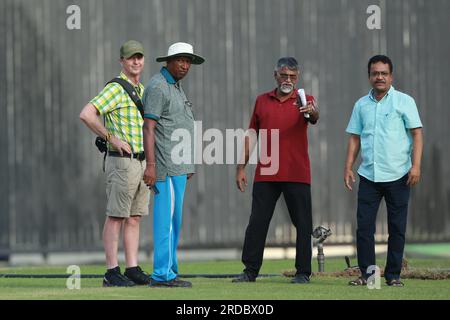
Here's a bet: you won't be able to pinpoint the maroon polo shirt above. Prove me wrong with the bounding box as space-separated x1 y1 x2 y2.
248 88 315 184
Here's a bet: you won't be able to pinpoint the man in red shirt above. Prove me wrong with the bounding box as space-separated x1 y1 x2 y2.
233 57 319 284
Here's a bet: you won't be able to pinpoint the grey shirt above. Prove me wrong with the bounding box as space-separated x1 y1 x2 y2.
143 67 195 181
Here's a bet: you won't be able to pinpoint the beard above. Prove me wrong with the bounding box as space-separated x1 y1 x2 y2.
280 83 294 94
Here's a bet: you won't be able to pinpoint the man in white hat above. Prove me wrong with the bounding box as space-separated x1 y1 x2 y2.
142 42 204 288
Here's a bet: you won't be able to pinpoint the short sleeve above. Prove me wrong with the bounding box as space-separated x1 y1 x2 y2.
90 83 121 115
346 102 362 135
401 96 423 129
143 86 165 121
248 100 259 131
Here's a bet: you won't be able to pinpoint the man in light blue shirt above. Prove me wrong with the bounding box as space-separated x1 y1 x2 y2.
344 55 423 287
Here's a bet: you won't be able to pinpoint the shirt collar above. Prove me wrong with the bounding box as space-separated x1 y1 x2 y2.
160 67 177 85
119 71 143 90
269 88 297 101
369 85 395 102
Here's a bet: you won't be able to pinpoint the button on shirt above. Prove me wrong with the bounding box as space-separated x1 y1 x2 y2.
143 67 195 181
346 86 422 182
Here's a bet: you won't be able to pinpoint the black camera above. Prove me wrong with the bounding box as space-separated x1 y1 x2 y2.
95 136 108 153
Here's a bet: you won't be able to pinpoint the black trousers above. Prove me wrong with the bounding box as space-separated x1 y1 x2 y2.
356 175 410 281
242 182 313 277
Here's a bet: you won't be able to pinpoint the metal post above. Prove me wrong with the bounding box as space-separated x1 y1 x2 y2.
317 243 325 273
312 226 332 273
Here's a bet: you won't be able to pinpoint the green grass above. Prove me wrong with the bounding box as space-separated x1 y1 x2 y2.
0 258 449 300
406 243 450 258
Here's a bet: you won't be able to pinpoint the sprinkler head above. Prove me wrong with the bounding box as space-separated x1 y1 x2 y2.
312 226 332 244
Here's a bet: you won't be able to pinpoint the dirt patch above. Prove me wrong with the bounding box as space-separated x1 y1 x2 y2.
282 259 450 280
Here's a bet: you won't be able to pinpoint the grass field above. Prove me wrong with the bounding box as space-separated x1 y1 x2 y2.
0 258 449 300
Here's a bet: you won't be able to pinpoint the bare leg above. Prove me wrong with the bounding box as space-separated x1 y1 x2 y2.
123 215 141 268
103 216 124 269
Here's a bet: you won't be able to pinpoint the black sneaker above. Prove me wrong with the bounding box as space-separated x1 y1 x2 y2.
124 266 151 285
232 272 256 283
103 266 135 287
291 274 310 284
148 277 192 288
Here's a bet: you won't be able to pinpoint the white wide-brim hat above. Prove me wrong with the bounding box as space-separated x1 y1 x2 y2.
156 42 205 65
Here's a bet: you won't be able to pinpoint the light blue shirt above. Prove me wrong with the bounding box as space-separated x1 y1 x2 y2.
346 86 422 182
142 67 195 181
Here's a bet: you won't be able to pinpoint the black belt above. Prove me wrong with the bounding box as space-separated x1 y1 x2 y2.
108 151 145 161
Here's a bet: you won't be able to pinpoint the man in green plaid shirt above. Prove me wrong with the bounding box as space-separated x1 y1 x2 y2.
80 40 150 287
91 71 145 153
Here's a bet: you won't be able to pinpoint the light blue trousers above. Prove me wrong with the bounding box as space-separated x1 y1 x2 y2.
151 175 187 282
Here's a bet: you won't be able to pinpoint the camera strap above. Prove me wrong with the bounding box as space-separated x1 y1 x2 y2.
102 142 107 172
106 78 144 118
100 112 107 172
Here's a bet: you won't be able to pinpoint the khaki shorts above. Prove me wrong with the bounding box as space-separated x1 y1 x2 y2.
105 156 149 218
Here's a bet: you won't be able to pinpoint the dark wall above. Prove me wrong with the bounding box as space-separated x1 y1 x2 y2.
1 0 449 254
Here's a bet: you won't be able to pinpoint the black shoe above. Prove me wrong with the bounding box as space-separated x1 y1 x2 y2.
232 272 256 283
148 277 192 288
103 266 135 287
124 266 151 285
171 278 192 288
291 274 310 284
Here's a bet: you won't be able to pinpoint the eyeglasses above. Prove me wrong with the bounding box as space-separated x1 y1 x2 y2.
370 71 390 78
277 73 298 81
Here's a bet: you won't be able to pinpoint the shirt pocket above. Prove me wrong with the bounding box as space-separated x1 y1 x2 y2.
384 111 402 131
184 100 195 120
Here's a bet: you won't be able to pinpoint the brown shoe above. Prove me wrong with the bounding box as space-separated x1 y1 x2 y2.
348 277 367 286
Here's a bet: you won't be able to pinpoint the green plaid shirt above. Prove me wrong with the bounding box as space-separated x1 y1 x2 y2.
91 72 145 152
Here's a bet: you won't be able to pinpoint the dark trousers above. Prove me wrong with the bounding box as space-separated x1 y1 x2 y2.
242 182 313 277
356 174 410 281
